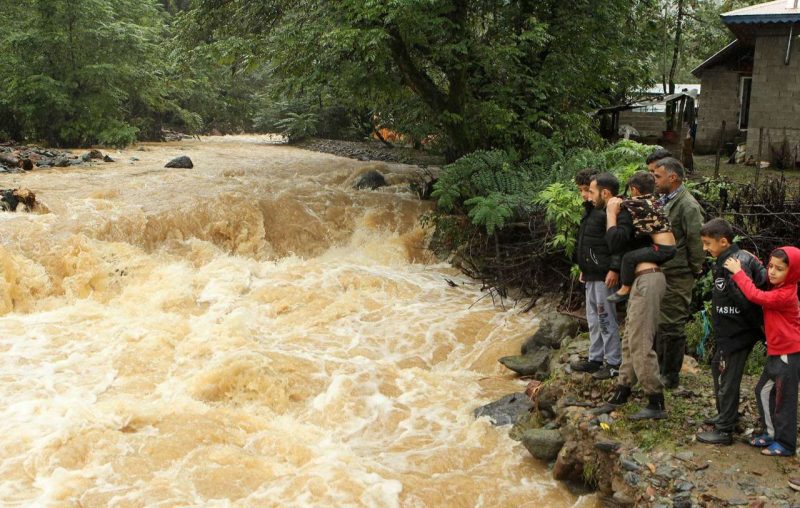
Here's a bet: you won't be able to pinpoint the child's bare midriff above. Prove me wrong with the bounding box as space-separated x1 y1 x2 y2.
651 231 675 246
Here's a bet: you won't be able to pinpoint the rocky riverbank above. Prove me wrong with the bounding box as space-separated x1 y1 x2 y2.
295 138 445 167
0 143 113 172
477 306 800 507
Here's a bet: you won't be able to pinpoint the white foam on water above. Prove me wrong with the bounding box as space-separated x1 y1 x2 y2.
0 137 587 506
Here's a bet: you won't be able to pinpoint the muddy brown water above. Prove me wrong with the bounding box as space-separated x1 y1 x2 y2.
0 136 590 506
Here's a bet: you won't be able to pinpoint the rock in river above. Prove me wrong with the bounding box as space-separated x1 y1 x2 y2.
165 156 193 168
521 428 565 461
473 392 532 426
353 170 387 190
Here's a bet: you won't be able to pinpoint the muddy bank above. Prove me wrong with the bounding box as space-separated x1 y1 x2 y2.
483 310 800 507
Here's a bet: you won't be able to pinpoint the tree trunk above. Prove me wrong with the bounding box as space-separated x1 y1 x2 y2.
384 9 474 162
666 0 684 132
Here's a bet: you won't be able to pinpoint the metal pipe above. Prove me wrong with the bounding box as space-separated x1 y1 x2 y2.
786 23 795 65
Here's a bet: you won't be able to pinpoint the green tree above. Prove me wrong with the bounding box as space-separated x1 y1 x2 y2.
0 0 189 146
187 0 660 160
654 0 765 86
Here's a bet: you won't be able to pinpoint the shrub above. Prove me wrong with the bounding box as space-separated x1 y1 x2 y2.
276 112 319 143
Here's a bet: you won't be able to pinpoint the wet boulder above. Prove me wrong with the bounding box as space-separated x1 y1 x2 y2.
103 155 115 162
521 428 565 461
0 154 19 167
473 392 532 426
165 155 193 168
81 149 104 161
521 314 580 353
499 348 552 379
353 170 387 190
20 158 34 171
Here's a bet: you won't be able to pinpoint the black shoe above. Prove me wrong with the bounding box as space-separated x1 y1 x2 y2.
702 415 719 426
607 291 629 304
660 375 679 390
608 385 632 405
591 385 632 414
571 359 603 373
592 363 621 380
629 393 667 420
696 429 733 445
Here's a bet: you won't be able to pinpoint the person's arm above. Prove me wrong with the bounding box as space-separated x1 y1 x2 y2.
728 253 762 310
726 258 793 309
605 204 633 254
683 202 705 275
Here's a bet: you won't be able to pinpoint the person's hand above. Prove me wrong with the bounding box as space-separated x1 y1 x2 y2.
724 257 742 274
605 271 619 288
606 197 623 216
579 272 585 283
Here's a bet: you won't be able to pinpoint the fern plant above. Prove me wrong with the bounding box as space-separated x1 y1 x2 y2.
533 182 583 257
432 149 536 234
276 112 319 142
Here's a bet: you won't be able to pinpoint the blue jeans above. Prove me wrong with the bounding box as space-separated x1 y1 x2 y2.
585 280 622 366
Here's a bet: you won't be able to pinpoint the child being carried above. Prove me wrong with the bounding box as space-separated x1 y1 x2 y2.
607 171 677 303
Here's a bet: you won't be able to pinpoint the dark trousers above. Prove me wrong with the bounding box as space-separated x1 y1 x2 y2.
656 273 694 388
710 346 752 432
619 244 677 287
755 353 800 453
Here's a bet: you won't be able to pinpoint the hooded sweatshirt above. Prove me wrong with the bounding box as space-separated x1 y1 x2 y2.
730 245 800 356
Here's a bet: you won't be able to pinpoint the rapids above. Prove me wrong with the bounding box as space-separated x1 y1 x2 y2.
0 136 588 506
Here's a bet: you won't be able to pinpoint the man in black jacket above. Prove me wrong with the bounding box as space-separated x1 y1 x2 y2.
696 218 768 445
571 169 622 380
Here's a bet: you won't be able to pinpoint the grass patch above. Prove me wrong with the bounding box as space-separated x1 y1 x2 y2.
693 155 800 197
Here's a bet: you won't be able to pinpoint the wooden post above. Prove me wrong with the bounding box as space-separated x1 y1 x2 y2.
714 120 726 178
755 127 764 187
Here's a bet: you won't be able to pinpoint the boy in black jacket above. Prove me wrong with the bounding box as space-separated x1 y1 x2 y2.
696 218 768 445
571 168 623 380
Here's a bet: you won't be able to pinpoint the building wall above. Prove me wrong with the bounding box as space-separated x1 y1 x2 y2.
695 67 742 153
618 110 664 138
746 34 800 161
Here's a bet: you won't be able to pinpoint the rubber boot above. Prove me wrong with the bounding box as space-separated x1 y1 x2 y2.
629 392 667 420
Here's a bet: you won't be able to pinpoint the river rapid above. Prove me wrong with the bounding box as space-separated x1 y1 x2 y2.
0 136 587 507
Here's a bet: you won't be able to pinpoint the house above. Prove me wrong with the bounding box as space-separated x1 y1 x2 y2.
692 0 800 162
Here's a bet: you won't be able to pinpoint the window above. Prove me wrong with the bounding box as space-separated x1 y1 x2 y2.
739 76 752 130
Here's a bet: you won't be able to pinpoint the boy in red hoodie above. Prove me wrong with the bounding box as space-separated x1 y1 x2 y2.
724 245 800 456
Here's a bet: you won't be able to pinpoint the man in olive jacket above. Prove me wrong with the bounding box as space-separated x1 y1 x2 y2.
650 157 705 388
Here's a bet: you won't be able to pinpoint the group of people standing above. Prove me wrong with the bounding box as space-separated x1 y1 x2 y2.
571 149 800 457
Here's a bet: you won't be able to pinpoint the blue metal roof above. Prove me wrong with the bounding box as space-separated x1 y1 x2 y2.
722 13 800 24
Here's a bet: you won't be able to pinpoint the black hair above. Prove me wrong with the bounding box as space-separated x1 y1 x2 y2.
771 249 789 265
575 168 599 186
627 171 655 195
646 148 673 165
700 218 734 242
592 172 619 196
653 157 685 180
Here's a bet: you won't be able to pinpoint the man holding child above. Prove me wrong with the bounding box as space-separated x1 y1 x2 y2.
592 172 668 419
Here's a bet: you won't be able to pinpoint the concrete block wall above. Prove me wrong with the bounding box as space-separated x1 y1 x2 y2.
695 67 742 154
747 34 800 158
618 111 665 137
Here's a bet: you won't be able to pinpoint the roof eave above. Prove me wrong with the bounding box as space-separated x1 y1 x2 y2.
722 14 800 25
691 40 740 78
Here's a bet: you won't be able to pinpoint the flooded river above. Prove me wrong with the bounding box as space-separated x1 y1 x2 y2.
0 136 586 506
